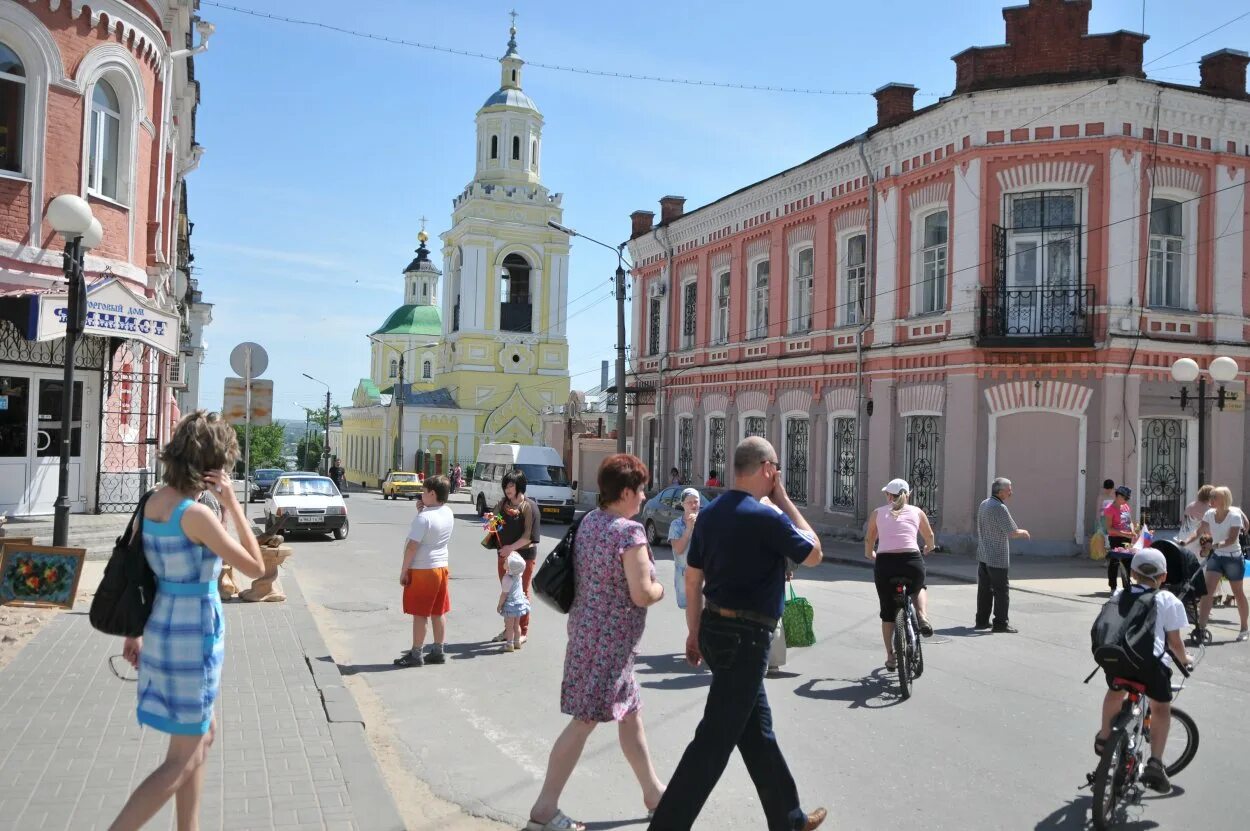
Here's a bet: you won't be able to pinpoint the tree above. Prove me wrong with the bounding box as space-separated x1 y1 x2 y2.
232 424 286 472
296 433 323 472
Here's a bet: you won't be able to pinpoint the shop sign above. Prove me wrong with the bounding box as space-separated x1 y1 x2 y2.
36 278 179 356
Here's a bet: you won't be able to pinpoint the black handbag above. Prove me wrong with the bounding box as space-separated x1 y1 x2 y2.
532 517 581 614
89 490 157 637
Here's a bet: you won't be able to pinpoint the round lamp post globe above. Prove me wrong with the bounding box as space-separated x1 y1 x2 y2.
1171 358 1200 384
46 194 94 237
80 217 104 250
1209 356 1239 384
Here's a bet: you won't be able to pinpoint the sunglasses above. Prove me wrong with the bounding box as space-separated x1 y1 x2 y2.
108 655 137 682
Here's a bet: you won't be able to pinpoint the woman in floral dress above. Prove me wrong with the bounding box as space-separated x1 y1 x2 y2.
527 454 666 831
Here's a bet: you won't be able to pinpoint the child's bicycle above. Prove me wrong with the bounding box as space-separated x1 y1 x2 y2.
1082 645 1204 830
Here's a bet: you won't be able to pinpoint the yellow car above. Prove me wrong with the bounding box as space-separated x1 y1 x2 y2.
382 472 424 500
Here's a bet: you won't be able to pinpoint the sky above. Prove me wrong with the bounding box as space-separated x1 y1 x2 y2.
189 0 1248 421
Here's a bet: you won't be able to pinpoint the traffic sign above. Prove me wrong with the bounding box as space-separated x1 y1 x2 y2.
223 378 273 426
229 342 268 379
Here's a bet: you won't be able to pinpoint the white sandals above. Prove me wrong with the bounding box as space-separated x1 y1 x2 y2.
526 810 585 831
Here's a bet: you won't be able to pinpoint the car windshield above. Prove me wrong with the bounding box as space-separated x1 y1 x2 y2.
273 478 339 497
255 469 283 481
517 464 569 486
391 474 418 482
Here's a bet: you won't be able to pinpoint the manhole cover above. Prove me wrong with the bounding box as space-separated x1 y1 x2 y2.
925 635 954 645
323 601 387 613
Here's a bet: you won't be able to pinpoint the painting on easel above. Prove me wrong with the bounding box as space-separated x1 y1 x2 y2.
0 542 86 610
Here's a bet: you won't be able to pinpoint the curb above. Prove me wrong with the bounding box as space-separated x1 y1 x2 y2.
820 549 1104 606
282 570 406 831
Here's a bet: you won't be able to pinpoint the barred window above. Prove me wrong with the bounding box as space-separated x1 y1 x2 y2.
682 281 697 349
830 416 856 510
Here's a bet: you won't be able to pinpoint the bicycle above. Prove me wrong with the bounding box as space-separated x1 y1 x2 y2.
1084 644 1203 830
890 577 923 700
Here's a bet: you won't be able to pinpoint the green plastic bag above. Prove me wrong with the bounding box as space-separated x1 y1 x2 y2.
782 583 815 647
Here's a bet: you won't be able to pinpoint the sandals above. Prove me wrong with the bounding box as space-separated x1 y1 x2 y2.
526 810 585 831
917 615 934 638
1094 734 1107 757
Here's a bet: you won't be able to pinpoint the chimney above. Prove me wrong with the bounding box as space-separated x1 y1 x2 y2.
1199 49 1249 98
600 360 609 393
630 209 655 239
873 83 918 128
659 195 686 225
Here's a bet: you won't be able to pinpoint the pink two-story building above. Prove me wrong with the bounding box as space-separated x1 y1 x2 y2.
626 0 1250 553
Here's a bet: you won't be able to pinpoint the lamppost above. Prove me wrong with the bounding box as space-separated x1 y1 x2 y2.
46 195 102 547
1170 356 1240 490
547 220 631 453
367 337 438 472
302 373 331 474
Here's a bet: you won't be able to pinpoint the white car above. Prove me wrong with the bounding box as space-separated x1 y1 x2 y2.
264 475 349 540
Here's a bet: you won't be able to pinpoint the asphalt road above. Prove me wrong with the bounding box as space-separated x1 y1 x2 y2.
282 492 1250 830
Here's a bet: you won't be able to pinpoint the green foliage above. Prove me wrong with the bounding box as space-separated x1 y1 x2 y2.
232 424 286 472
296 434 324 472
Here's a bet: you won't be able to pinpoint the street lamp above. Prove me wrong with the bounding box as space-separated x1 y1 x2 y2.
547 220 631 453
1170 356 1240 489
46 195 99 547
302 373 331 474
367 336 438 472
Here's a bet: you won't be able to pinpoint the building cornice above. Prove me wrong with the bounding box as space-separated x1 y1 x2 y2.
29 1 170 69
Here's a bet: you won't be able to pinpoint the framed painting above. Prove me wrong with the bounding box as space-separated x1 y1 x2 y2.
0 543 86 610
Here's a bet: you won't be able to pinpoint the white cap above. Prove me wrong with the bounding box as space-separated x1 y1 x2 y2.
680 487 701 503
882 478 910 495
1130 548 1167 578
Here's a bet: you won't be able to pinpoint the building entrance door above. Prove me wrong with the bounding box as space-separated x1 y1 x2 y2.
0 371 84 515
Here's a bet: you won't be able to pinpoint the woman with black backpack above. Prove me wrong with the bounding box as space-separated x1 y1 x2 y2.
108 412 266 830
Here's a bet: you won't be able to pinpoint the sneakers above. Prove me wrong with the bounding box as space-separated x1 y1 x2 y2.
1237 630 1249 643
393 650 424 668
991 623 1019 634
425 646 446 665
1140 757 1171 794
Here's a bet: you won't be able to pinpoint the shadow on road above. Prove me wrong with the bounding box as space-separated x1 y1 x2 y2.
337 662 401 675
635 652 710 691
583 818 649 830
792 673 902 708
1033 792 1164 830
934 625 992 638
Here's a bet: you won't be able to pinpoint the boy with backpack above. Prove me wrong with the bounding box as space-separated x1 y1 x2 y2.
1091 548 1193 794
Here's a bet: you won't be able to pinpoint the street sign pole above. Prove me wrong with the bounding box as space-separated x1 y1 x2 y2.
229 342 269 516
244 346 252 510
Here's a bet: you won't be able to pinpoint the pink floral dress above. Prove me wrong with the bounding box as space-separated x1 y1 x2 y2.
560 508 653 723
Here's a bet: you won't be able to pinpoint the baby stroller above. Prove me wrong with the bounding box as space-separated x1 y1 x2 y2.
1148 539 1210 643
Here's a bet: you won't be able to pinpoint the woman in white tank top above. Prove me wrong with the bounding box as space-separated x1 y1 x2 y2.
864 478 937 671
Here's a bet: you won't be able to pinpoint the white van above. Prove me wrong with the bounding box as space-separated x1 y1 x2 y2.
472 444 575 523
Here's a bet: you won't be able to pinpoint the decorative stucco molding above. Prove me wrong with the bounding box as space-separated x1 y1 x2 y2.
1148 165 1203 194
745 238 769 260
785 223 815 246
670 394 695 416
996 161 1095 191
777 388 813 414
824 386 857 414
834 208 868 232
909 182 951 211
33 0 167 69
898 384 945 416
736 390 768 413
709 250 732 271
983 380 1092 415
702 392 728 413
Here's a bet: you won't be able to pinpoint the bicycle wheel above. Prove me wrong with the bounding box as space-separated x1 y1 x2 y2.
1092 731 1130 830
894 606 911 700
1162 707 1199 776
912 620 925 679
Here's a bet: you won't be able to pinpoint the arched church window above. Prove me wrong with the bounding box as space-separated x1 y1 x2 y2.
512 135 520 160
530 139 537 171
422 283 427 297
511 69 517 84
490 135 498 159
499 253 532 333
389 359 397 379
422 361 432 380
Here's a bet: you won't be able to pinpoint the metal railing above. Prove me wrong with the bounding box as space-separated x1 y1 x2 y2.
977 284 1096 345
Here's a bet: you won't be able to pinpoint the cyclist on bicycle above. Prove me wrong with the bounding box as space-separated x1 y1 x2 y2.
864 478 936 670
1094 549 1193 794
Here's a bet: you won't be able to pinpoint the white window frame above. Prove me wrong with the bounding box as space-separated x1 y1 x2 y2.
77 46 145 211
680 276 698 350
1146 189 1198 311
0 44 27 176
647 295 665 356
839 230 868 326
747 256 770 340
781 411 810 505
703 411 727 484
912 208 948 315
711 270 731 345
789 244 814 333
87 80 122 199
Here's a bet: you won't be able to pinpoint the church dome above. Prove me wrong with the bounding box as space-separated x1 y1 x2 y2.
481 87 540 113
372 304 442 336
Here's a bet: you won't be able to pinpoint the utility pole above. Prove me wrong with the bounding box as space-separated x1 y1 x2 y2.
303 409 311 471
615 258 627 454
396 353 405 471
323 389 331 475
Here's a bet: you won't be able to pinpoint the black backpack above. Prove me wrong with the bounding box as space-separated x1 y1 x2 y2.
532 517 581 614
1090 588 1159 675
89 491 158 638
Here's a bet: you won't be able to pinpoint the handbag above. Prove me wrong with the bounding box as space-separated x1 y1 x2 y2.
782 582 816 647
1089 532 1107 561
532 517 581 614
89 490 157 638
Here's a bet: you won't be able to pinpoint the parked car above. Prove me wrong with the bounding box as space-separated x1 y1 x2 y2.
638 485 714 545
382 471 424 500
471 443 575 523
248 468 286 502
264 475 349 540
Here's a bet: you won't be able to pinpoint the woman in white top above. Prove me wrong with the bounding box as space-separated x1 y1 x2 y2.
864 479 936 670
1182 485 1248 641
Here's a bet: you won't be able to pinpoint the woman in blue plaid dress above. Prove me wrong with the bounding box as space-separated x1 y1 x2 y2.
110 412 265 831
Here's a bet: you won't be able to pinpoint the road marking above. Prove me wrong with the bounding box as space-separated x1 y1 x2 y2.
442 686 547 779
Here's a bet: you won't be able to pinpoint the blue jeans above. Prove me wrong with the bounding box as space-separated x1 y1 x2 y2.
673 551 688 609
647 613 807 831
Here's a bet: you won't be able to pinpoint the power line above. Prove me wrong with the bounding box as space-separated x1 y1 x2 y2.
200 1 936 98
1143 9 1250 67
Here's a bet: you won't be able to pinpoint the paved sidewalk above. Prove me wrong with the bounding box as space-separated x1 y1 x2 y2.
821 538 1112 603
0 572 403 831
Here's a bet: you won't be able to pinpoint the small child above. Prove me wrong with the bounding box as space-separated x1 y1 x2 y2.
498 553 530 652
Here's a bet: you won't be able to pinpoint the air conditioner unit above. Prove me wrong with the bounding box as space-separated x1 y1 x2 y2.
165 355 186 388
649 282 667 298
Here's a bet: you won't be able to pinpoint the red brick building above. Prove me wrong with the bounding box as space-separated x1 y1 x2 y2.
0 1 210 516
626 0 1250 553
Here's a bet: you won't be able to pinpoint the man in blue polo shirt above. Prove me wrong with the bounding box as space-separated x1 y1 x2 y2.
648 436 827 831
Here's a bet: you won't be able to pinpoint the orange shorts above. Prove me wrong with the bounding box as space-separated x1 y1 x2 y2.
403 567 451 617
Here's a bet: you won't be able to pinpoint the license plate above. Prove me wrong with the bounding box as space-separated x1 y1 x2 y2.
542 507 559 515
298 516 321 523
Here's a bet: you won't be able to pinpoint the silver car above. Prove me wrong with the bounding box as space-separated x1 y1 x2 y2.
638 485 714 545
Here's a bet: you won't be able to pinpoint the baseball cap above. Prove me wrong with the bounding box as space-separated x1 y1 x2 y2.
680 487 701 502
881 478 910 495
1130 548 1167 578
1115 485 1133 499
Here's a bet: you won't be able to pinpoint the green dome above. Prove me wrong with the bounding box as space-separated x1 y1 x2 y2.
372 304 442 336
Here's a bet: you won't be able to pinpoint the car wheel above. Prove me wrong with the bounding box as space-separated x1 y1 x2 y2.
333 518 349 541
645 520 657 545
477 493 487 515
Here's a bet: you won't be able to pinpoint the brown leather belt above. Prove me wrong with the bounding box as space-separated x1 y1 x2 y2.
704 601 778 631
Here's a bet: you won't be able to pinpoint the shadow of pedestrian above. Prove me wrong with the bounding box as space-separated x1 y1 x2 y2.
793 673 902 708
583 818 649 830
337 662 402 675
934 625 991 638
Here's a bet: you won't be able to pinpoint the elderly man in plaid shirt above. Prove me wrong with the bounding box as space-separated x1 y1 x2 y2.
975 477 1030 633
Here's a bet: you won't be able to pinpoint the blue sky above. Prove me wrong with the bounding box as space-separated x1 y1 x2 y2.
190 0 1245 421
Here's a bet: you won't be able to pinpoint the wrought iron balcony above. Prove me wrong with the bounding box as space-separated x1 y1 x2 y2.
500 302 532 333
976 284 1096 348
